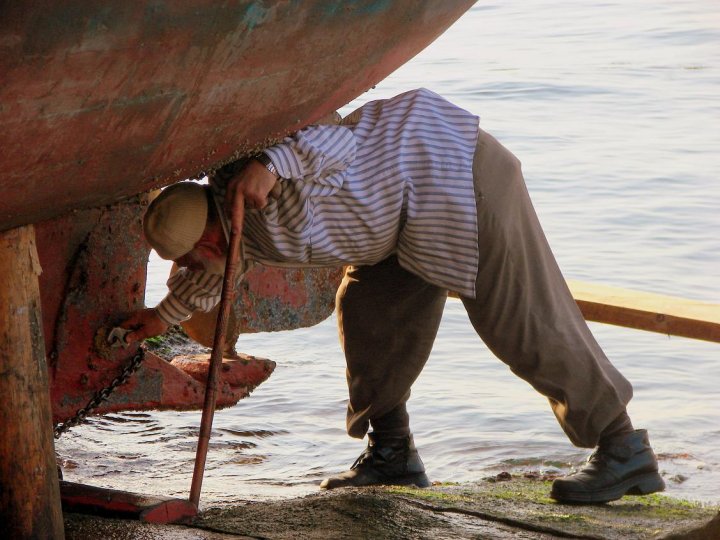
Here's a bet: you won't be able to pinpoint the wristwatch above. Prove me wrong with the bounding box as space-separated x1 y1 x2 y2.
255 152 279 178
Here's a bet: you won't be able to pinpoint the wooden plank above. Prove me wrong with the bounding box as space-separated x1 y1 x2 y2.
567 280 720 343
0 225 65 539
449 281 719 343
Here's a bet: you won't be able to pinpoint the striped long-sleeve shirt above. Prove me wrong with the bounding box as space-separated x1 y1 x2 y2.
156 88 480 326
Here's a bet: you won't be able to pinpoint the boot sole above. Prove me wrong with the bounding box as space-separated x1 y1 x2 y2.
380 472 431 489
321 471 430 490
550 472 665 504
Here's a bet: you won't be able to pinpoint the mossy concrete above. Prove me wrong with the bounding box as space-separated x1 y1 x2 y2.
64 475 720 539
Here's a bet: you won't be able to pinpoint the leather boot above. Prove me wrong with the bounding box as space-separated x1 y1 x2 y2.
551 429 665 503
320 433 430 489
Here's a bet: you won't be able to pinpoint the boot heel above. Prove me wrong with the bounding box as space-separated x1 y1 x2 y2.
400 472 430 488
631 473 665 495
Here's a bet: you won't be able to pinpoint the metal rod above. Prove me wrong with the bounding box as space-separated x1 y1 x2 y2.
189 195 245 508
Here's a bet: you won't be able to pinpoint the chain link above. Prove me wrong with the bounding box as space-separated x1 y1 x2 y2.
53 347 146 439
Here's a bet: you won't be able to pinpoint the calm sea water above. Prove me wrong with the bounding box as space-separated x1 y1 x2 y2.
56 1 720 506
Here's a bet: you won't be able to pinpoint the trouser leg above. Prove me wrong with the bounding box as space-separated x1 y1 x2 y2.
460 129 633 448
337 256 447 439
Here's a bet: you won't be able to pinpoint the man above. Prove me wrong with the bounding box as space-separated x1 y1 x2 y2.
121 88 665 504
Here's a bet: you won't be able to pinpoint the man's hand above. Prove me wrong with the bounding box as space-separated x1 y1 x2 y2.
225 159 279 218
119 308 169 343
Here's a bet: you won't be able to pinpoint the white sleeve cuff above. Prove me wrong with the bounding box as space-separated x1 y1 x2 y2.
155 293 194 326
263 145 303 179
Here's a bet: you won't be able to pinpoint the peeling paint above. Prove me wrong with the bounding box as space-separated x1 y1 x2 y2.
242 2 271 31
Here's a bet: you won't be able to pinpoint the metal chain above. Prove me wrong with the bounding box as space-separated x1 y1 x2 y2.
53 347 146 439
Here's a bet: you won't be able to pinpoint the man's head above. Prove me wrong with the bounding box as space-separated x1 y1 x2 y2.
143 182 227 274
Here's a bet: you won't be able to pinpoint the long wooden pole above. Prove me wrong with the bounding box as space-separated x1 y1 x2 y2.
189 196 245 508
0 225 64 538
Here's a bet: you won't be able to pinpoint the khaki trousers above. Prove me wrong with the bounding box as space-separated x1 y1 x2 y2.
336 129 633 448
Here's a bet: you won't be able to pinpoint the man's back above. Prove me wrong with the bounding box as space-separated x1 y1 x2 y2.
242 88 482 296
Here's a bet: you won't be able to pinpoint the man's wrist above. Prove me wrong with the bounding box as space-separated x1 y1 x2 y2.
255 153 280 178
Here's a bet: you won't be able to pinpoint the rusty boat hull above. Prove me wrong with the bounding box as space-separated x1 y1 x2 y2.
0 1 476 421
0 0 476 231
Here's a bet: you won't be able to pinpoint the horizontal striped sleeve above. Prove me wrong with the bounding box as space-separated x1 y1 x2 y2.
263 125 356 185
156 293 193 326
156 269 223 325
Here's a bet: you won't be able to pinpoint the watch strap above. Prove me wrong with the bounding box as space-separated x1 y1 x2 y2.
256 152 279 177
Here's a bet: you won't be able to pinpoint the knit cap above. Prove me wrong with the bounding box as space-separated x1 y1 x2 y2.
143 182 208 260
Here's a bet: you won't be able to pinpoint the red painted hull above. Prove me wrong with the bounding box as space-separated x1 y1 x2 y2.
34 198 331 422
0 1 475 231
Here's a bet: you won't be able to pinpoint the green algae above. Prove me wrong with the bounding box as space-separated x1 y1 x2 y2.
386 485 473 504
386 475 718 540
